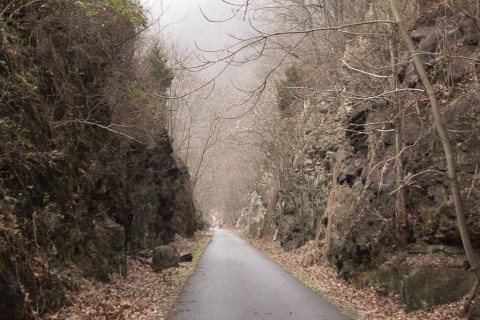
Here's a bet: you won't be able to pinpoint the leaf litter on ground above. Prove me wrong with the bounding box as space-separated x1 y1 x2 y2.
40 231 212 320
238 232 466 320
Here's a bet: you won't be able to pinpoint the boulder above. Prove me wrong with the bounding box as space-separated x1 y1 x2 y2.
152 245 180 271
374 251 475 312
400 268 475 312
180 252 193 262
135 249 153 266
401 268 474 312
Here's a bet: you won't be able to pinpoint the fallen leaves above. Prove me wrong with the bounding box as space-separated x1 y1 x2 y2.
240 234 466 320
40 231 211 320
39 229 466 320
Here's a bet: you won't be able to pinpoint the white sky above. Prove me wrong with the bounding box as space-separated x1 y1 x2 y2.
139 1 265 214
140 0 260 104
140 1 270 122
141 0 251 51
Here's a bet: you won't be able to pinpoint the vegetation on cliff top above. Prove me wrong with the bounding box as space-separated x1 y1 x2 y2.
0 0 196 318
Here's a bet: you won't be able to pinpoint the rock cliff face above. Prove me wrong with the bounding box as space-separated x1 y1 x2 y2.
126 141 197 252
238 1 480 314
0 1 197 318
235 191 268 238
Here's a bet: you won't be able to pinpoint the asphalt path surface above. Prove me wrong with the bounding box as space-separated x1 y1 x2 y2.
168 229 350 320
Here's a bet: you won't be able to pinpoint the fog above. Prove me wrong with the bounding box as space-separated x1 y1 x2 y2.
140 0 263 223
142 0 250 52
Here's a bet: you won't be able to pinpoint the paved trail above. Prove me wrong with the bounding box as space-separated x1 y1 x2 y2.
168 229 350 320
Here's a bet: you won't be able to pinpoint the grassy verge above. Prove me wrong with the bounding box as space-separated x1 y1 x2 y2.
188 235 212 263
164 231 212 319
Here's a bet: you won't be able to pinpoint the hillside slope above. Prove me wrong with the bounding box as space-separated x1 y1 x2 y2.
0 1 197 318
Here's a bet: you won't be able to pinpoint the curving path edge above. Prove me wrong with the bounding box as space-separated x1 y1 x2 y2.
168 229 350 320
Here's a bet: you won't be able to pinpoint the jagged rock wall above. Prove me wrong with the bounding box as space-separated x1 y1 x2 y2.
125 141 196 251
238 0 480 314
0 1 197 318
235 191 267 238
331 6 480 312
328 0 480 278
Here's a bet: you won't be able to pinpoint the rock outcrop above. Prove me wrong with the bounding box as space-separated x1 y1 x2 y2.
126 141 196 252
235 191 267 238
0 1 198 318
237 1 480 314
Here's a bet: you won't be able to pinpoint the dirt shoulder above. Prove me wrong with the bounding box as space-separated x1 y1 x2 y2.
40 231 212 320
236 231 466 320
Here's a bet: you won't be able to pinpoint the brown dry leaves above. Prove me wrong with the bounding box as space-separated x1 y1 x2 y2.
242 235 466 320
40 231 211 320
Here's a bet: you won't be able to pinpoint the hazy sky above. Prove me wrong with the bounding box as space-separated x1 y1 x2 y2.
139 1 264 214
142 0 251 51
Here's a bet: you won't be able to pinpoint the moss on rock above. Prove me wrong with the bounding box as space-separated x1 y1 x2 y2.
152 245 180 271
374 250 475 312
83 217 126 281
402 268 474 312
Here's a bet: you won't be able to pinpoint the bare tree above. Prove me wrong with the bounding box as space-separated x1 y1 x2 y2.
388 0 480 312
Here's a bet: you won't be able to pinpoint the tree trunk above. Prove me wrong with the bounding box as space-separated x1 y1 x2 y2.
388 26 408 246
394 115 408 244
388 0 480 297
